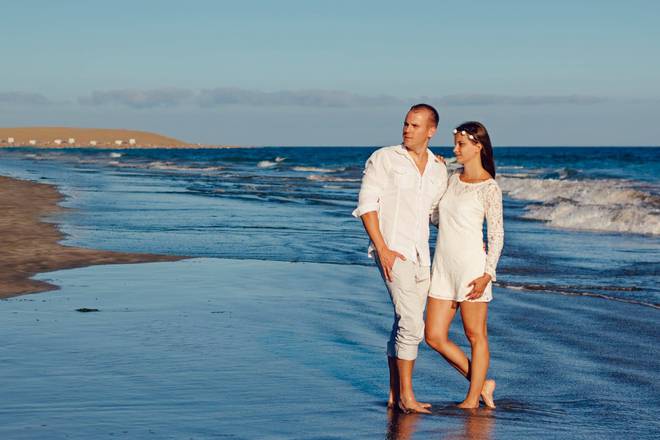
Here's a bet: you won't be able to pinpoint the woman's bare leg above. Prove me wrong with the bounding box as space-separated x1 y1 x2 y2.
425 298 467 371
425 298 495 408
457 301 490 409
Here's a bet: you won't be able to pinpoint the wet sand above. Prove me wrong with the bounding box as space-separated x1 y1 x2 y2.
0 175 181 298
1 258 658 439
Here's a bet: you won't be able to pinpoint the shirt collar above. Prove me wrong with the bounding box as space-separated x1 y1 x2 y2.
395 144 438 163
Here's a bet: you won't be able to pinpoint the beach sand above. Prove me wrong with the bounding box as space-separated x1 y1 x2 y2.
0 163 657 438
0 175 181 298
0 127 238 148
1 258 658 439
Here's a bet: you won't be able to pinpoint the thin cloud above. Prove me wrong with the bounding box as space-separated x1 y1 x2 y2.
197 88 404 108
0 92 51 105
79 88 194 109
431 94 608 106
75 88 617 109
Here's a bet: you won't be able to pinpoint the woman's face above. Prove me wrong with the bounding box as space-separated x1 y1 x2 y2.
453 132 481 165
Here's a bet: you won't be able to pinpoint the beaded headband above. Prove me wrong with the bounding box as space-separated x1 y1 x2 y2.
453 128 478 143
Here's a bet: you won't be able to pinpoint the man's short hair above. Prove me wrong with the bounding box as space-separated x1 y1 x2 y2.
409 103 439 128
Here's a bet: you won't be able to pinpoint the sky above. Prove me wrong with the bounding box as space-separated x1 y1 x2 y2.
1 0 659 146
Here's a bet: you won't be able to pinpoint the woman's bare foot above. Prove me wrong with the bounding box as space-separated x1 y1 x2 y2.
398 397 432 414
456 400 480 409
480 379 496 409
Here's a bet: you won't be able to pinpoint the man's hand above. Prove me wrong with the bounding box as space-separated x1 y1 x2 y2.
377 247 406 282
465 273 492 300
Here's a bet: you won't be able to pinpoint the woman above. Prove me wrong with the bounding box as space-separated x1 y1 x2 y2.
425 121 503 409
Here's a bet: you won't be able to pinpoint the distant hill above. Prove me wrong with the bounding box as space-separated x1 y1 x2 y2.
0 127 195 148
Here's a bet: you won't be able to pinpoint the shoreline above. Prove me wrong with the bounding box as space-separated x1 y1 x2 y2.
0 175 183 299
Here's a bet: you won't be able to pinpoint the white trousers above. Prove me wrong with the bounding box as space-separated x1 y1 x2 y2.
376 256 430 361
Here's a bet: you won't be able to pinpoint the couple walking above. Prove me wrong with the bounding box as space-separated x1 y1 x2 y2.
353 104 504 413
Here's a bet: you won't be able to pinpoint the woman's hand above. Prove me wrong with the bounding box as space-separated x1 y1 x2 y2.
466 274 492 300
377 247 406 282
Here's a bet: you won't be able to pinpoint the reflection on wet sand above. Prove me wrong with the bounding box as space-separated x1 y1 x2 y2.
386 409 420 440
385 406 494 440
452 408 494 440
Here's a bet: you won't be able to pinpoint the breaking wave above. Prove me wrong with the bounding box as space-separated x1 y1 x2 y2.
306 174 360 182
498 176 660 236
257 160 278 168
147 161 224 172
292 166 344 173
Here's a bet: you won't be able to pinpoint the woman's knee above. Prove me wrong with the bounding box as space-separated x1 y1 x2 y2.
424 327 449 350
464 328 488 346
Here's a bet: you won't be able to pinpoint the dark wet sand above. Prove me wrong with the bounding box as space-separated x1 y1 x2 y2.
0 175 181 298
2 258 658 439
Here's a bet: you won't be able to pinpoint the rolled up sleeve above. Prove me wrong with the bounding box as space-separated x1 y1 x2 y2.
352 151 388 218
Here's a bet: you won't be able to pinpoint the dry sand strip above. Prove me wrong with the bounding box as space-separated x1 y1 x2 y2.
0 175 183 299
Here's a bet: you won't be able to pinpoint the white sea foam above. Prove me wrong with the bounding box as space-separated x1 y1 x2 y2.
307 174 360 183
257 160 277 168
109 152 123 158
275 156 286 162
498 176 660 236
499 172 534 178
292 166 344 173
147 161 224 172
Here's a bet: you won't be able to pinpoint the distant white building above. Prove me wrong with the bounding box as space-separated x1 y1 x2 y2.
114 140 123 146
90 140 97 146
128 138 136 145
29 140 37 145
7 137 14 143
54 139 63 145
68 138 75 144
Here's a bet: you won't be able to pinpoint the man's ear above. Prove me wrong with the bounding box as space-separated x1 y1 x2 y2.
427 126 437 140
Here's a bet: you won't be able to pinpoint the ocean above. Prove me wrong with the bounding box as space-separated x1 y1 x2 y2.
0 146 658 439
1 146 658 306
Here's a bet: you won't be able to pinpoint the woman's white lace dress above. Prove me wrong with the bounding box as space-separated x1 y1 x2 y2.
429 173 504 302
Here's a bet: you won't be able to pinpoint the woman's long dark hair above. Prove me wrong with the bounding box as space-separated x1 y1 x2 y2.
455 121 496 178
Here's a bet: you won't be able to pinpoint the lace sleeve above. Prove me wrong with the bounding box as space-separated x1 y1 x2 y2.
482 182 504 281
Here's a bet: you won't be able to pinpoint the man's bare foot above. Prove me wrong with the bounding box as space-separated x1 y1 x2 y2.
387 389 398 408
480 379 496 409
456 400 480 409
398 397 432 414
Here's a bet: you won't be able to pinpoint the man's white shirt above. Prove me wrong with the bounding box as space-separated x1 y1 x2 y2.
353 144 448 266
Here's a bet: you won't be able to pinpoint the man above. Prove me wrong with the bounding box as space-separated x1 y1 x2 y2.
353 104 448 413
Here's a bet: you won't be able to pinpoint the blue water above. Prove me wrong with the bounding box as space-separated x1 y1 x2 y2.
0 146 658 308
0 146 659 439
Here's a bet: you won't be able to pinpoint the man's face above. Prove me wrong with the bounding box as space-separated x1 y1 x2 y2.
402 110 436 149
